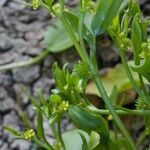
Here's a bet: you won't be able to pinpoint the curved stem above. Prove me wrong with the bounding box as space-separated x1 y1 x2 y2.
119 48 149 105
88 107 150 116
0 50 49 72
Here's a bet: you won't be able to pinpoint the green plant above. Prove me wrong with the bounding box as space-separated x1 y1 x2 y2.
3 0 150 150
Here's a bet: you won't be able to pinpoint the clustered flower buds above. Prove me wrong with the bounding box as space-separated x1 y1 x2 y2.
118 32 131 49
58 101 69 111
23 129 35 140
32 0 39 10
83 0 95 13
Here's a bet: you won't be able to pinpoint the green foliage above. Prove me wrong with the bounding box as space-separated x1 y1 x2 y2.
44 20 74 52
4 0 150 150
91 0 128 36
86 62 144 97
68 105 109 141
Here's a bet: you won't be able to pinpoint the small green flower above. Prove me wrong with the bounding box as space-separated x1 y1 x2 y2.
32 0 39 10
52 3 62 15
86 1 95 13
58 101 69 111
23 129 35 140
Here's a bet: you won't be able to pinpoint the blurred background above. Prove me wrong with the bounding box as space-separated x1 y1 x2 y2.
0 0 150 149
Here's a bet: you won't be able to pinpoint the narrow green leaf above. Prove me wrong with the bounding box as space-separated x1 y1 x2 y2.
19 111 32 129
36 109 45 140
3 126 21 137
79 133 89 150
91 0 128 36
109 86 118 104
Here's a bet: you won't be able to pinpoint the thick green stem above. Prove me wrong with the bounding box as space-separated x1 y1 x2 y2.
93 75 136 150
0 50 49 72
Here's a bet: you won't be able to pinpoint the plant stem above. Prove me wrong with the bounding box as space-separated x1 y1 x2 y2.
136 130 147 146
138 74 147 95
0 50 49 72
119 48 150 105
59 12 136 150
78 12 90 65
33 137 54 150
88 107 150 116
51 123 65 150
59 15 85 61
58 122 66 150
93 75 136 150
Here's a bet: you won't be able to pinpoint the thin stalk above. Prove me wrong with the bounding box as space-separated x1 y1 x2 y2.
51 123 65 150
94 75 136 150
59 15 85 60
51 124 60 144
78 12 90 64
0 50 49 72
136 130 147 146
33 137 54 150
58 122 65 150
138 74 147 95
119 48 150 105
88 107 150 116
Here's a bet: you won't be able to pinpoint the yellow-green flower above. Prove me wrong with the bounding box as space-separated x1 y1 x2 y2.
32 0 39 10
23 129 35 140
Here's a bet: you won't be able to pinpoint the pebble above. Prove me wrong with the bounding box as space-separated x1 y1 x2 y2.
0 34 13 52
0 0 7 7
10 140 31 150
0 87 15 112
13 84 29 105
12 65 40 84
33 77 53 97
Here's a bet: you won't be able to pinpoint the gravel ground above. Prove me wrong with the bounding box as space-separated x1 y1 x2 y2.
0 0 150 149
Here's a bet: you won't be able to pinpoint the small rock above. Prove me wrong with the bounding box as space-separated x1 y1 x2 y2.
0 73 13 87
0 143 9 150
24 47 42 56
8 0 25 12
26 105 35 119
43 55 55 68
10 140 31 150
2 111 19 130
0 51 19 65
0 0 7 7
0 34 13 52
0 87 15 112
12 38 28 54
13 84 29 105
33 77 53 97
12 65 40 84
